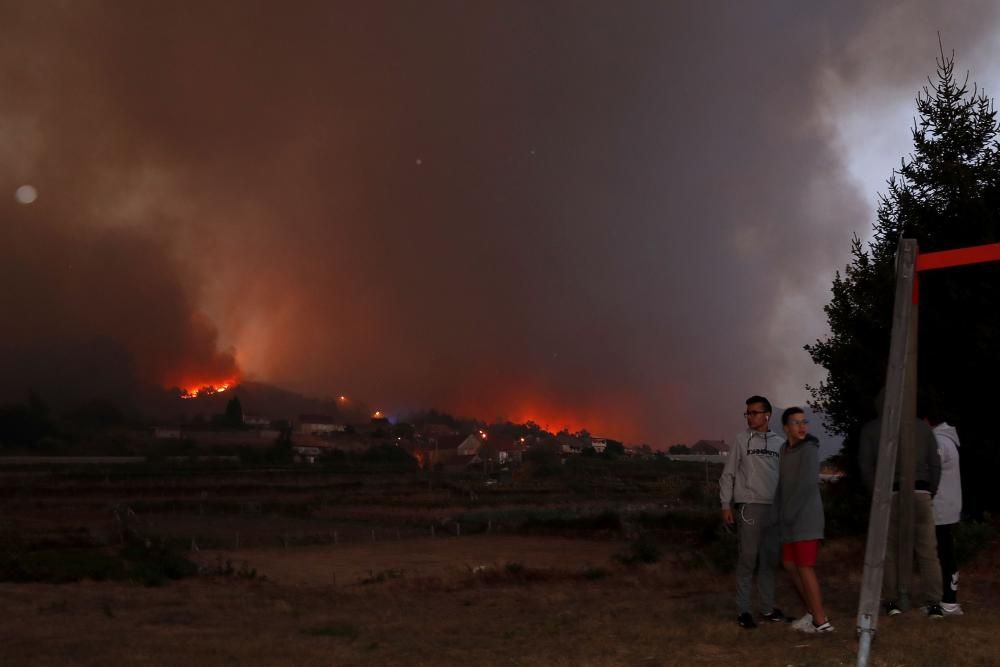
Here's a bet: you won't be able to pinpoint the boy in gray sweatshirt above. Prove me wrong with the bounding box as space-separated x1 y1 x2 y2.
719 395 784 628
776 407 832 633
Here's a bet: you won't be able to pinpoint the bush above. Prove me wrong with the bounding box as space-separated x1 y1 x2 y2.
0 548 124 583
121 538 198 586
0 538 196 586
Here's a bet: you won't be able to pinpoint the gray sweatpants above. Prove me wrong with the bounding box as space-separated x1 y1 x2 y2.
735 502 779 614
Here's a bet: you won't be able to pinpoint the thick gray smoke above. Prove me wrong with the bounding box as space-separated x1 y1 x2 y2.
1 1 997 442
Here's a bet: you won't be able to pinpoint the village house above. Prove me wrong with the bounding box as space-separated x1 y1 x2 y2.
297 414 346 435
556 432 585 455
469 434 525 470
690 439 728 455
242 414 271 428
419 433 482 469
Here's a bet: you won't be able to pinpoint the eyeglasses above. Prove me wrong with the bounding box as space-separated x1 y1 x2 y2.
787 419 810 426
743 411 768 417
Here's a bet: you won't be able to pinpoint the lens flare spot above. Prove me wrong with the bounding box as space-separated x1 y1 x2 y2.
15 184 37 204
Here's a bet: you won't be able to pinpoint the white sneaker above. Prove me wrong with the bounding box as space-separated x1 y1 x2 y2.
791 613 813 630
798 618 834 634
941 602 964 616
812 620 835 633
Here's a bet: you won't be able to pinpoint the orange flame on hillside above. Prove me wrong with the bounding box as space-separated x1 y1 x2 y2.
176 377 240 399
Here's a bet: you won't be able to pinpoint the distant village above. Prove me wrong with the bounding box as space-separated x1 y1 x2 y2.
152 395 738 470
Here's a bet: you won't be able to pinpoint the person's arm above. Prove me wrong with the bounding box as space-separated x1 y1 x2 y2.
719 437 739 524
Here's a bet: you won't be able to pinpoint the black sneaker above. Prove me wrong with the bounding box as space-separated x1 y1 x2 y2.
761 608 786 623
885 601 903 616
926 604 944 619
738 612 757 629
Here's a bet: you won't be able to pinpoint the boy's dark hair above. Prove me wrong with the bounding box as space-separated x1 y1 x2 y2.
781 406 805 426
745 395 772 414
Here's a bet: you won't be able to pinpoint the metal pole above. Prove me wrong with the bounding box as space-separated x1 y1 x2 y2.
856 239 917 667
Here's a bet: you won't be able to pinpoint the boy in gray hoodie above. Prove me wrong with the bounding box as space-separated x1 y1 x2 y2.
719 395 784 628
776 406 832 633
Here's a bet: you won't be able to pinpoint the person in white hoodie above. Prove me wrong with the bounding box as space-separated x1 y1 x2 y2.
928 416 963 615
720 395 784 628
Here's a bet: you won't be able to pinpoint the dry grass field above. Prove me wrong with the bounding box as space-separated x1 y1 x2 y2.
1 464 997 666
2 534 999 666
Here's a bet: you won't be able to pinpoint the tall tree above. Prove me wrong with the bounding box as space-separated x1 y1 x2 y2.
224 396 244 429
807 47 1000 515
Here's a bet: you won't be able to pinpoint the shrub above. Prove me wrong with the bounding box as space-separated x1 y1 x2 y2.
120 538 198 586
0 548 123 583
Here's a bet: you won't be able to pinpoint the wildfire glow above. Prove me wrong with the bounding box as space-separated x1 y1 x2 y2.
178 379 239 399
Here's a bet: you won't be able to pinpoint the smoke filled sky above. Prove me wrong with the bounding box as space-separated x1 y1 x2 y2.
3 1 1000 445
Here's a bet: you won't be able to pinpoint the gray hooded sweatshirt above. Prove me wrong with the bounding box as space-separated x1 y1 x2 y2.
775 434 824 542
932 422 961 525
719 429 782 508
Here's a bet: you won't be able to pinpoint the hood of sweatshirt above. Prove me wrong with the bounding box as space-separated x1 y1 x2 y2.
933 422 960 448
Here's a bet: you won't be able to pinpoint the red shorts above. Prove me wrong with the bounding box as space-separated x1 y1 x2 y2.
782 539 819 567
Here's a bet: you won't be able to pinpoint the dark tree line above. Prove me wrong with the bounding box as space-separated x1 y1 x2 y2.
808 47 1000 516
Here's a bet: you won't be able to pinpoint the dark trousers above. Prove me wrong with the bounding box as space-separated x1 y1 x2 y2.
936 523 959 604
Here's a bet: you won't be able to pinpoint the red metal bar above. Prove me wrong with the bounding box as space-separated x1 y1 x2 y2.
916 242 1000 272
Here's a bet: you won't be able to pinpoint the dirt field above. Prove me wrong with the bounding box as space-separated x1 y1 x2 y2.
2 534 999 667
2 465 997 666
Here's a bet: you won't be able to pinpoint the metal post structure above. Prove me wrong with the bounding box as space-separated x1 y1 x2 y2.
856 240 1000 666
895 291 918 611
856 239 917 667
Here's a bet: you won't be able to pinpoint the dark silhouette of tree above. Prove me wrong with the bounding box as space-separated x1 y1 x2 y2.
602 440 625 459
0 392 53 449
224 396 244 429
807 45 1000 515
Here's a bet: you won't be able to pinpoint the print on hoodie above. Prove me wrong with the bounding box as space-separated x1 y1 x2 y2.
720 429 782 508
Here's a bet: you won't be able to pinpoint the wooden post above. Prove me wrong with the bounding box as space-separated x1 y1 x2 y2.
896 299 919 610
856 239 917 666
